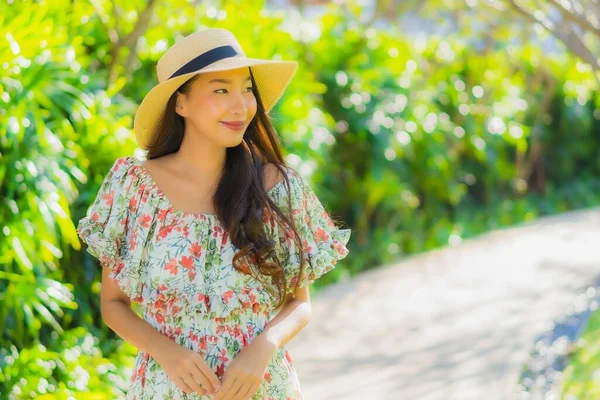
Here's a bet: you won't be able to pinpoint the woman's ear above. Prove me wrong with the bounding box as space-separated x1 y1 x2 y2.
175 92 186 117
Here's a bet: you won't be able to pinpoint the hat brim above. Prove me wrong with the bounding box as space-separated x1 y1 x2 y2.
133 57 298 150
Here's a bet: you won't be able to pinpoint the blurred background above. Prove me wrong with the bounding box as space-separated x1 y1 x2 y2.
0 0 599 398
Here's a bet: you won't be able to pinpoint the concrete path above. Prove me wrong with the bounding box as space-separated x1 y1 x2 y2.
287 207 600 400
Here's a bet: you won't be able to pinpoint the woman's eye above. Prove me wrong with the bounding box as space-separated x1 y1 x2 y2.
214 87 254 94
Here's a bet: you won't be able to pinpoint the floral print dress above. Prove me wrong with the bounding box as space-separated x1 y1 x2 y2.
76 156 351 400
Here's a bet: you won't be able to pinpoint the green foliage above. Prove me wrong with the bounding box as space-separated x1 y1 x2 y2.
561 309 600 398
1 0 598 395
0 327 136 398
300 5 599 275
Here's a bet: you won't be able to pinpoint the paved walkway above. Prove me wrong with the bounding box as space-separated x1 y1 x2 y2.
287 207 600 400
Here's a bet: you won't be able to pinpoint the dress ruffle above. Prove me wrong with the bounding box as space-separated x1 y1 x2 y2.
264 169 351 297
76 157 147 302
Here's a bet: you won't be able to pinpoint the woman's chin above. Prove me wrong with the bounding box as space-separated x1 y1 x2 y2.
222 136 246 148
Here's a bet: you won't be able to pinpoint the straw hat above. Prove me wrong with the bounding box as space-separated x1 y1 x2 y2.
133 28 299 150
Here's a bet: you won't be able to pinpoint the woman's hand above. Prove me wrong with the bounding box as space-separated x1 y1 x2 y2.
213 336 278 400
154 341 222 396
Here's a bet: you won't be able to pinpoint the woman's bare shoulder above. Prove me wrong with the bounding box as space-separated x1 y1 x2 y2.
263 162 289 191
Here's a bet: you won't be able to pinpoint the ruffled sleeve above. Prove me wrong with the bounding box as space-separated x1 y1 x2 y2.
76 157 143 302
271 169 351 297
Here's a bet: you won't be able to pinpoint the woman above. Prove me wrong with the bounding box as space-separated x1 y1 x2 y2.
77 28 351 399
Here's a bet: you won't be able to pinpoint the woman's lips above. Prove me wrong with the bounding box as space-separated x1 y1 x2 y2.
220 121 245 130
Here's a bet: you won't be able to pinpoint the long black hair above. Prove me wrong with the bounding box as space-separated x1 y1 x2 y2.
146 68 306 309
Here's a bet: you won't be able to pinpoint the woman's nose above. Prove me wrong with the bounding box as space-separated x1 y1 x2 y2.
230 93 248 114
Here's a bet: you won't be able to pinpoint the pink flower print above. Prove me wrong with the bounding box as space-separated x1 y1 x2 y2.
217 363 225 377
332 241 346 255
91 211 100 222
302 195 309 209
191 242 202 257
197 293 209 307
314 227 330 242
139 214 151 228
141 191 150 205
223 290 234 304
130 197 139 214
187 270 196 281
181 255 194 270
165 258 178 275
284 228 295 245
153 298 165 310
155 313 164 324
284 350 293 364
133 353 148 385
233 325 241 337
213 225 223 237
302 239 313 253
216 325 226 334
157 208 169 223
129 234 137 251
132 292 143 303
172 304 181 315
264 371 272 383
221 231 229 248
158 225 173 239
304 213 312 225
218 349 229 363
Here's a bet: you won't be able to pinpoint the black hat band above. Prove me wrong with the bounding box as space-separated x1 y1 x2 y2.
168 45 239 79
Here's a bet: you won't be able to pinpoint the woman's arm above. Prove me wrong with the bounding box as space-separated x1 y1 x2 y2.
100 267 176 358
100 268 221 395
256 286 312 350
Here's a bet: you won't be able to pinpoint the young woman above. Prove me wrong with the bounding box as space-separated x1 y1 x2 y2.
77 28 351 399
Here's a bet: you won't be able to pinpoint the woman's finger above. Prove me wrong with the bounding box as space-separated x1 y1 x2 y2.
214 376 237 400
173 376 195 394
188 367 216 394
230 378 248 400
192 357 220 393
182 374 207 395
239 381 261 400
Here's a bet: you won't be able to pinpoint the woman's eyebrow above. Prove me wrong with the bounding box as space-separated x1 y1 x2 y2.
208 77 252 84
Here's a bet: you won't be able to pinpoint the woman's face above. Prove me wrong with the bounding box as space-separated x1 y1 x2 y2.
176 67 257 148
